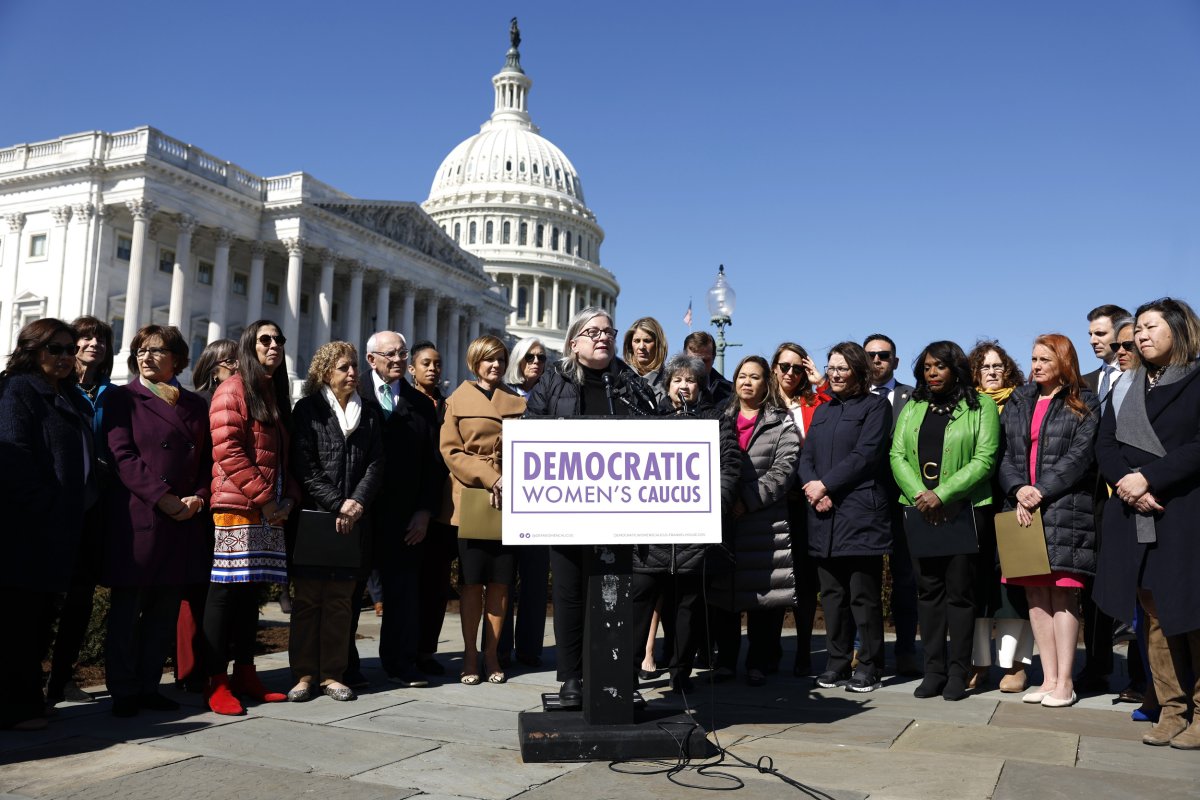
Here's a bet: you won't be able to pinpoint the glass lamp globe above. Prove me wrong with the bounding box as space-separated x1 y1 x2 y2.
706 264 736 319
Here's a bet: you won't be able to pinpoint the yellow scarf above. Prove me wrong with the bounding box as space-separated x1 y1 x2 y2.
978 385 1014 413
144 377 180 407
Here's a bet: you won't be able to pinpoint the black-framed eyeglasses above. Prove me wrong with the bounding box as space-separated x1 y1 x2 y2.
575 327 618 341
776 362 805 375
45 342 79 357
1109 341 1136 353
136 347 171 359
827 366 853 375
979 364 1005 373
371 349 409 361
218 358 237 368
524 353 547 364
332 362 355 373
865 350 893 361
258 334 287 347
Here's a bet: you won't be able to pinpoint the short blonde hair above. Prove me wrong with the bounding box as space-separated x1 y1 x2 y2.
303 341 357 396
466 335 508 377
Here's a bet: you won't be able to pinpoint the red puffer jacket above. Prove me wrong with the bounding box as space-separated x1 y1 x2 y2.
209 374 299 513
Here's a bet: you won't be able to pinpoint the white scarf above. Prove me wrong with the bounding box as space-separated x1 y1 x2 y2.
323 386 362 438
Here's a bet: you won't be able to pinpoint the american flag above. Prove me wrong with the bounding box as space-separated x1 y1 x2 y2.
683 300 693 328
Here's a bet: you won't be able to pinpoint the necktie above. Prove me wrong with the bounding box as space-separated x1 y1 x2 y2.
874 386 889 398
1098 366 1112 401
378 383 394 418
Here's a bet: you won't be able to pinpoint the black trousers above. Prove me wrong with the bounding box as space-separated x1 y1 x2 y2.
914 553 977 680
48 504 103 695
106 585 181 699
818 555 884 677
631 572 706 683
550 545 587 681
792 551 819 670
1081 577 1114 677
0 587 57 727
202 582 261 675
498 544 550 660
418 521 458 655
378 556 422 676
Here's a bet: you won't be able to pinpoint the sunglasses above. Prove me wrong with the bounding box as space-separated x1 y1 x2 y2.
1109 341 1136 353
776 362 805 375
45 342 79 357
524 353 547 364
258 334 287 347
865 350 893 361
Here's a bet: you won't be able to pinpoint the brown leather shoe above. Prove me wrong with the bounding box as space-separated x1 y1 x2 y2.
1143 714 1189 746
998 666 1027 693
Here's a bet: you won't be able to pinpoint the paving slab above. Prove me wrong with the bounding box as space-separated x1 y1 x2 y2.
988 699 1147 742
1077 734 1200 781
240 691 414 724
726 736 1005 800
332 700 521 749
351 741 583 799
892 719 1079 766
406 681 548 713
49 754 412 800
761 713 913 749
992 759 1200 800
0 739 195 798
48 706 245 747
515 759 869 800
142 716 436 778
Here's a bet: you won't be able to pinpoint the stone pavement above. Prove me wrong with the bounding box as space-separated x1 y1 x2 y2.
2 607 1196 800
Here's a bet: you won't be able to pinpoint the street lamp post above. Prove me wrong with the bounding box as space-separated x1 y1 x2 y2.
706 264 738 377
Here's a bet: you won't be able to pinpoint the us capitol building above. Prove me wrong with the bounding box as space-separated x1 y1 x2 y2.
0 20 613 386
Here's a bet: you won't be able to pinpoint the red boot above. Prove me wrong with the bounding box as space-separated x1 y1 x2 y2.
207 674 245 716
230 664 286 703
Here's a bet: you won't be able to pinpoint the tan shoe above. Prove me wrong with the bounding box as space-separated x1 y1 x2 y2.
1168 722 1200 750
999 666 1027 693
374 601 383 617
1143 714 1188 746
967 666 989 691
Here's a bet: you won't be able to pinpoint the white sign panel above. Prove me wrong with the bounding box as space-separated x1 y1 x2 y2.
502 418 722 546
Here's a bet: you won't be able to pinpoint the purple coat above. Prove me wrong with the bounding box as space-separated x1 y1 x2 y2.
102 380 212 587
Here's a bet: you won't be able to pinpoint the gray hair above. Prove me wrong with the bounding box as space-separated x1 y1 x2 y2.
505 336 544 385
1112 316 1134 336
365 330 407 356
561 306 613 385
661 353 705 386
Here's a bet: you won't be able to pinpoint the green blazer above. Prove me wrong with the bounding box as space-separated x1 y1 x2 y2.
889 393 1001 508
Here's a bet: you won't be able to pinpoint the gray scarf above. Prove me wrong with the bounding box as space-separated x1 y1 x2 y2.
1115 361 1198 542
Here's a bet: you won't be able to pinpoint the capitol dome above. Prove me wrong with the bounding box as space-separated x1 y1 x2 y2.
423 21 618 353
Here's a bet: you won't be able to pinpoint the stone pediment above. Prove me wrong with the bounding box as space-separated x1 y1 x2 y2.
315 200 483 277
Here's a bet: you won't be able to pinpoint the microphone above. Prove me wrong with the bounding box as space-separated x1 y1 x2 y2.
602 372 616 415
677 386 691 415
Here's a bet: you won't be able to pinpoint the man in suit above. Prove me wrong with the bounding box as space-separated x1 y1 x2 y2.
1076 304 1132 694
346 330 445 688
863 333 920 677
684 331 734 407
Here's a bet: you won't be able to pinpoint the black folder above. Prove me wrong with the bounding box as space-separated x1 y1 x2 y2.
292 509 362 569
902 505 979 558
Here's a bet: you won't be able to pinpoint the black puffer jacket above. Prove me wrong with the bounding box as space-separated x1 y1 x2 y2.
525 358 657 418
290 392 385 578
997 383 1100 576
632 397 741 575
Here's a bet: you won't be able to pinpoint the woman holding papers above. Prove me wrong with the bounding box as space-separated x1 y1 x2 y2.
442 335 527 685
1094 297 1200 749
890 341 1000 701
997 333 1100 709
288 341 384 702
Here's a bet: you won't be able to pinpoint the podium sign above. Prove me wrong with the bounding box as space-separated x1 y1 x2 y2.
502 418 722 546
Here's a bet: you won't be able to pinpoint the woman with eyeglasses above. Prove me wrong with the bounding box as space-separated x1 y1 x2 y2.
101 325 211 717
287 341 384 702
890 341 1000 701
525 306 658 704
1095 298 1200 748
498 336 550 669
192 339 238 403
998 334 1100 709
622 317 668 401
771 342 828 677
964 340 1033 694
43 316 115 708
0 318 96 730
202 320 300 715
1106 321 1141 416
800 342 893 693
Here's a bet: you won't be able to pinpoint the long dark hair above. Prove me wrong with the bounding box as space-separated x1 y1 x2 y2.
4 317 77 378
725 354 774 417
237 320 291 426
911 340 979 409
71 315 114 381
192 338 238 393
1135 296 1200 366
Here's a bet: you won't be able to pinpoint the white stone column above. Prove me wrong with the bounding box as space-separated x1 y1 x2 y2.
168 213 197 330
121 199 158 354
245 242 268 323
423 292 440 344
445 302 462 384
314 250 336 347
398 281 416 342
61 204 94 322
0 213 26 355
510 273 519 325
584 287 592 310
551 277 561 330
48 206 72 319
468 314 481 343
531 275 542 328
281 237 306 382
345 261 364 348
568 282 577 320
207 229 233 342
374 271 391 338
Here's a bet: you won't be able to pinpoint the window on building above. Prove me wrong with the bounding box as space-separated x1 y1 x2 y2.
116 235 132 261
566 231 572 254
265 282 280 305
110 317 124 348
536 224 544 248
197 260 213 285
332 302 340 322
532 163 539 175
454 223 461 243
520 160 526 173
159 248 175 274
28 234 47 259
502 221 511 244
551 228 559 251
517 287 528 320
300 293 310 314
232 272 248 296
469 221 477 244
485 221 494 244
519 222 528 245
506 159 512 171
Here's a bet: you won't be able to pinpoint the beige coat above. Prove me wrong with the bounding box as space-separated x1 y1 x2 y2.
440 380 527 526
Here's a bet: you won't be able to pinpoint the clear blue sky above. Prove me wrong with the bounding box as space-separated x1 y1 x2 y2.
3 0 1196 377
